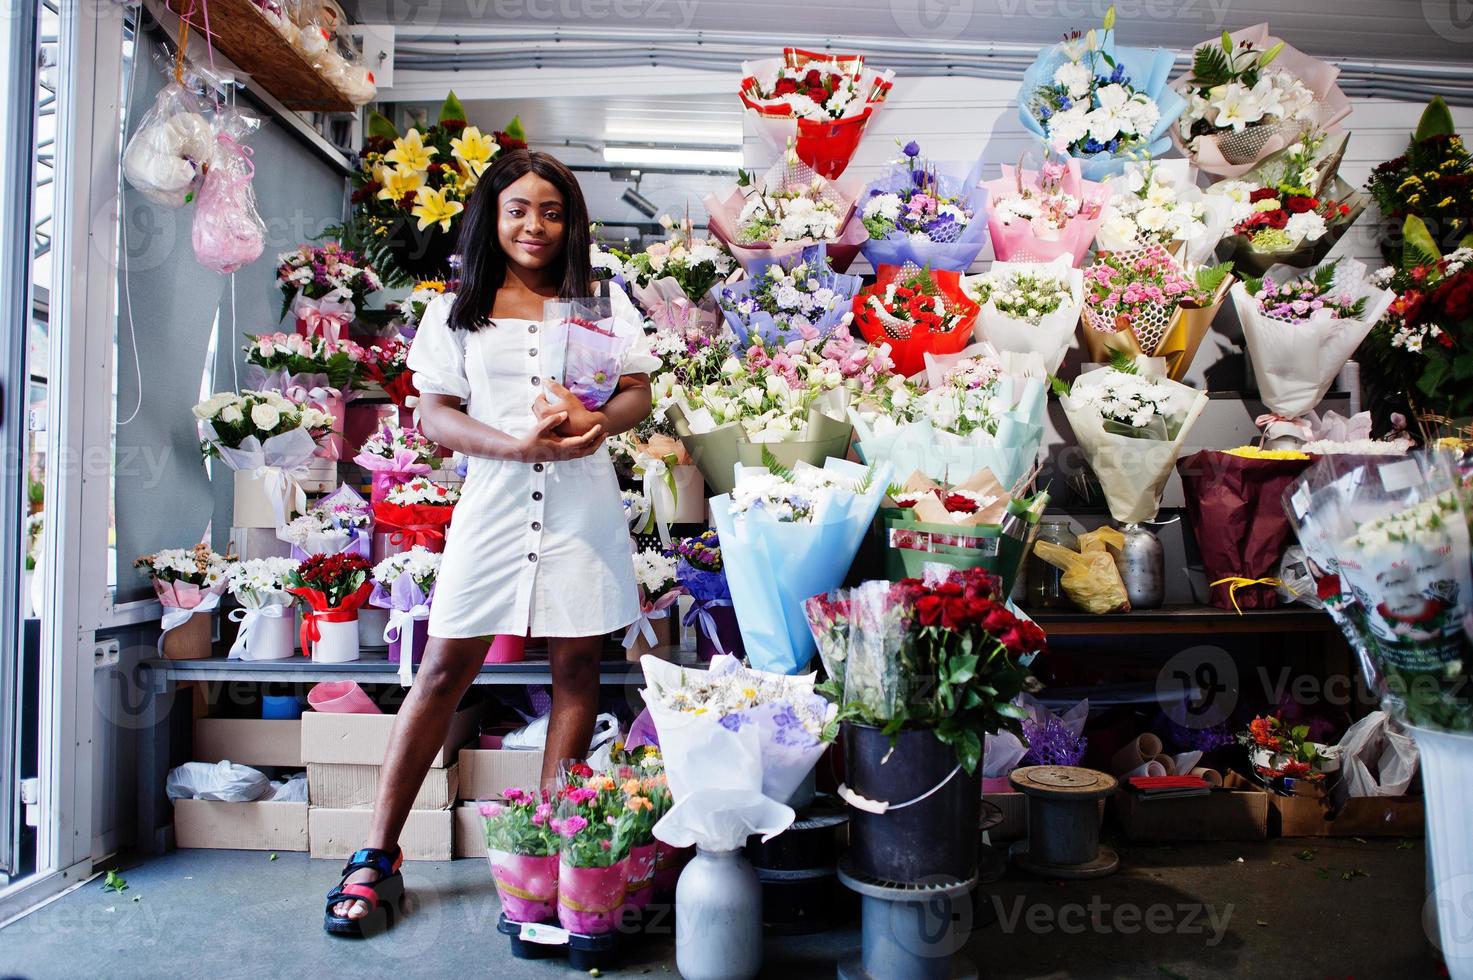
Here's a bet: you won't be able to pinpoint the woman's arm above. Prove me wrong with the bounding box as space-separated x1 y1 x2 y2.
418 393 605 462
535 375 653 439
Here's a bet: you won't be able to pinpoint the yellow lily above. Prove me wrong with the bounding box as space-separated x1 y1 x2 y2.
376 167 425 203
451 126 498 179
411 187 464 233
384 129 436 174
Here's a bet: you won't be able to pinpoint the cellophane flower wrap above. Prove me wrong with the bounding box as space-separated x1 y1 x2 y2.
192 106 266 274
738 48 894 179
858 142 988 272
371 546 440 677
121 79 211 209
1232 258 1396 429
640 654 837 850
1096 159 1234 266
372 477 459 552
354 418 439 503
554 766 634 935
481 788 559 924
713 243 862 350
709 457 890 674
622 215 739 335
1172 23 1352 178
1060 365 1209 523
806 568 1044 773
1177 446 1312 611
705 150 868 273
983 157 1111 266
962 256 1085 375
852 263 981 378
851 352 1047 490
675 530 744 660
1079 244 1236 380
194 390 335 525
544 285 661 411
1019 11 1185 181
278 484 372 561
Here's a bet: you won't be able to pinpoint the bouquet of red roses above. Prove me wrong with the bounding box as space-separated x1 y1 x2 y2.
851 264 980 377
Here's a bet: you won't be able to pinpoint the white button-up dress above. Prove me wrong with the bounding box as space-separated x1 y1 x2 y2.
406 290 659 639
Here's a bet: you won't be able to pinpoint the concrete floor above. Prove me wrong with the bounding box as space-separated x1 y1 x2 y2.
0 838 1442 979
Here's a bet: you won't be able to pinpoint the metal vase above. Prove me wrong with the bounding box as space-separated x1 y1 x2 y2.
1115 523 1165 609
675 847 763 980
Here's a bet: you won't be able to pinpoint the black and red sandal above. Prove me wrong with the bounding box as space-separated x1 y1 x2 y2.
324 846 405 938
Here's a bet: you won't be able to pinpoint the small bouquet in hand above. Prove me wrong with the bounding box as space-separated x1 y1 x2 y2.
983 156 1110 266
371 546 442 684
858 141 988 272
482 788 559 924
355 419 439 503
136 543 232 659
226 556 300 661
286 552 374 663
851 264 980 378
544 286 660 411
675 531 744 661
963 257 1085 375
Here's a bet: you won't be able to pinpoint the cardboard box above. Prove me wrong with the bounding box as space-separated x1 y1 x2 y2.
458 747 544 800
195 719 304 769
1273 789 1424 837
301 702 482 768
173 799 308 851
454 802 488 860
309 806 453 861
307 762 458 810
1114 789 1270 841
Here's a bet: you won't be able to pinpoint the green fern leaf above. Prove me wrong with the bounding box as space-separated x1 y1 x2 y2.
760 446 795 481
1192 45 1232 88
1194 262 1234 296
1108 348 1140 374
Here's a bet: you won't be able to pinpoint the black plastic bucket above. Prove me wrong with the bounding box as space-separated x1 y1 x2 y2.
843 722 981 885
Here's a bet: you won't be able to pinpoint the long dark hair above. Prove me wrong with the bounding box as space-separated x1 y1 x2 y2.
449 149 592 332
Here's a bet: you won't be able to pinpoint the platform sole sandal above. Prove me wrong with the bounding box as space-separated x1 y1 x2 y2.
325 846 405 938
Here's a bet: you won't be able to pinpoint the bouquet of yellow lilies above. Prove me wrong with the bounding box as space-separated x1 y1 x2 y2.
331 92 526 285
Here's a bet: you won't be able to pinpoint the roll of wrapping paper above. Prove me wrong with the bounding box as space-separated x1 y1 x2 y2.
1110 733 1163 775
1122 760 1167 779
1190 767 1224 786
1078 270 1235 381
1153 754 1176 774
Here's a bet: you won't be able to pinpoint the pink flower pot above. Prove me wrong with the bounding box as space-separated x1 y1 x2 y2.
306 680 380 714
557 859 628 935
488 850 559 924
623 842 658 911
485 634 527 664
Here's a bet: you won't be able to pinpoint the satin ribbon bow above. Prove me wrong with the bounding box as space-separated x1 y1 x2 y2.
282 382 343 408
386 524 446 550
227 602 291 660
1307 409 1373 443
633 450 679 548
621 591 684 650
1211 576 1285 615
157 591 222 655
384 603 432 687
1255 413 1315 443
293 295 355 344
681 597 734 656
249 463 309 528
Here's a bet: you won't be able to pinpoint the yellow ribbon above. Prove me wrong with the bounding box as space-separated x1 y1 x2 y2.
491 878 555 902
1211 576 1284 615
557 891 626 914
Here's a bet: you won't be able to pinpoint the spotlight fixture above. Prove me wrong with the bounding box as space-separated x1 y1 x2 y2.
621 186 658 219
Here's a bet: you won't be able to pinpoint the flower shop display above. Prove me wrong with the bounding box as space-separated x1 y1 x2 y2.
1030 525 1131 614
621 215 739 334
704 150 869 273
370 546 441 685
738 48 894 179
193 390 336 528
135 543 232 659
1230 258 1396 441
553 766 634 935
371 477 459 558
1019 5 1185 180
708 457 889 674
192 106 266 274
1367 97 1473 261
1095 159 1232 264
624 547 684 661
242 331 365 459
277 484 373 561
712 244 862 350
858 141 988 272
962 257 1085 374
1207 132 1365 275
121 79 211 208
354 418 439 503
1238 714 1331 784
225 555 300 661
333 93 525 285
850 353 1048 490
275 241 383 340
983 157 1111 266
674 530 743 661
286 552 375 663
851 264 980 378
481 788 559 923
1176 446 1313 612
1060 364 1208 525
1171 23 1351 178
1079 244 1236 380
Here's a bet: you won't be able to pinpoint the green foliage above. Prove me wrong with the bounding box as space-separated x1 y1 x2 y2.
1107 348 1140 374
1191 44 1232 89
438 90 466 123
102 870 128 893
366 111 399 141
759 446 795 481
1415 96 1455 142
1194 261 1234 296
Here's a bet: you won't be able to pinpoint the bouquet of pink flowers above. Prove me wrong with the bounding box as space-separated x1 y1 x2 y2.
983 157 1110 266
354 419 439 504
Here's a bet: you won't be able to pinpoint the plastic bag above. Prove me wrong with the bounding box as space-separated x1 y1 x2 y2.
1032 526 1130 614
122 81 213 209
1335 711 1418 798
502 711 620 755
265 771 308 802
165 760 271 802
192 106 266 273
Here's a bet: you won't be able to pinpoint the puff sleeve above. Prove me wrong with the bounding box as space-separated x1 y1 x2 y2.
608 281 663 377
405 294 471 401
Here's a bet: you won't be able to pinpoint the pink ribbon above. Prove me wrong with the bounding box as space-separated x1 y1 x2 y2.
1255 413 1314 442
293 296 355 343
621 590 684 650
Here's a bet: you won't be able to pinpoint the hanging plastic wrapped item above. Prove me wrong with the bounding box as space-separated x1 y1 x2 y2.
192 106 267 273
121 80 213 208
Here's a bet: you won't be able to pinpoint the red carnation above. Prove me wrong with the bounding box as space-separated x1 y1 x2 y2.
1264 209 1290 230
1283 195 1316 214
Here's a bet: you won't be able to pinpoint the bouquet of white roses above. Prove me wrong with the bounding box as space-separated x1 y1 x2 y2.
962 257 1085 374
194 390 336 526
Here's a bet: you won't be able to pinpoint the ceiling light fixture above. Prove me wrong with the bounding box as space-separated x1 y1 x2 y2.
602 144 743 169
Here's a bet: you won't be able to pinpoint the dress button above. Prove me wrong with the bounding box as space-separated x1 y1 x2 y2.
533 463 544 472
531 521 542 531
527 553 538 563
528 324 538 334
529 348 538 357
532 491 543 501
530 376 540 385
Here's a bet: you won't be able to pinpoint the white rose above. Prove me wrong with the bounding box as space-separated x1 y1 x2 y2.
220 405 243 424
250 403 282 431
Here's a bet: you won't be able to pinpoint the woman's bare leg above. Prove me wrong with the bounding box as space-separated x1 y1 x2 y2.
539 635 603 786
332 635 487 919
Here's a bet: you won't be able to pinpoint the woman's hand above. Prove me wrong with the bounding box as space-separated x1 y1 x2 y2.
533 381 605 437
516 410 605 463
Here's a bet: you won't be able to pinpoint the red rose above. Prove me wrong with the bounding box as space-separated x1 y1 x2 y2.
942 597 974 629
916 595 944 627
942 493 979 514
1283 195 1316 214
935 581 964 598
806 87 829 104
1248 187 1279 203
772 76 798 97
1264 209 1289 230
982 606 1014 633
803 68 822 87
